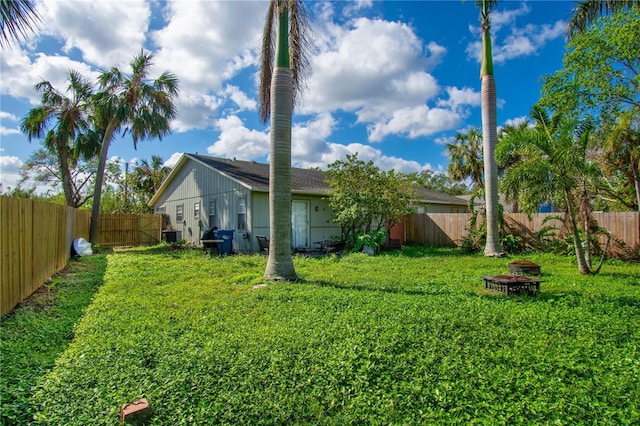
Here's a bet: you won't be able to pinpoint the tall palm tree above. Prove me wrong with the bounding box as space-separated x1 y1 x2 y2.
21 70 96 207
499 105 606 274
89 51 178 242
566 0 640 40
475 0 503 256
1 0 41 49
259 0 311 281
447 127 484 191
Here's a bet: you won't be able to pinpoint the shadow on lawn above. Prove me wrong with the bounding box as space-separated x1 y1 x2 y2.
307 279 453 298
0 253 108 426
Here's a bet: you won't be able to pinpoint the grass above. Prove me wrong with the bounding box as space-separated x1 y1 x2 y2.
0 253 108 425
2 246 639 425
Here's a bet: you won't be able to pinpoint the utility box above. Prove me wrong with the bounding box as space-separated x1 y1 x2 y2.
162 230 181 243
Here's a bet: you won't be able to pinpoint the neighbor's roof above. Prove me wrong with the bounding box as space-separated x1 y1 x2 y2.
149 153 468 208
412 186 468 206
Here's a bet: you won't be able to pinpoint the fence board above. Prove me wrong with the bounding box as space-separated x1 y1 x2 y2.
1 197 162 316
407 211 639 259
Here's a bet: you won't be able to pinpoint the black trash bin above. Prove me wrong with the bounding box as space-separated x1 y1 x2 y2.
214 229 235 255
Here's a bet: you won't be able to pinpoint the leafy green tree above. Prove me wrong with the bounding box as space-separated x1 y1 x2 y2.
408 170 469 196
541 9 640 125
566 0 640 40
16 148 119 208
597 110 640 210
498 105 607 274
89 51 179 242
0 0 40 49
325 153 415 249
21 70 98 207
259 0 311 281
474 0 503 256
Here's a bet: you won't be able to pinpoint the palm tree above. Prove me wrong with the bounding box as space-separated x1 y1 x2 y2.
89 51 178 242
475 0 503 256
21 70 96 208
447 127 484 191
566 0 640 40
499 105 606 274
258 0 311 281
1 0 41 49
129 155 171 212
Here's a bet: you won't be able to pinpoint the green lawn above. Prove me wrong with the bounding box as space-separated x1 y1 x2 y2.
2 246 639 425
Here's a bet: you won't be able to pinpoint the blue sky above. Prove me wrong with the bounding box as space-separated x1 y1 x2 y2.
0 0 573 192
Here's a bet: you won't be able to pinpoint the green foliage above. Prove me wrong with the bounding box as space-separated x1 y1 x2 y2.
407 169 469 196
541 9 640 124
0 254 107 425
325 153 415 245
7 247 638 424
352 229 387 254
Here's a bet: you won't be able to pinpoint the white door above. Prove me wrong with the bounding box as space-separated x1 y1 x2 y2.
291 201 309 249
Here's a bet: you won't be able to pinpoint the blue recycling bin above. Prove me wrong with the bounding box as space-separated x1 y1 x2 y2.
214 229 235 255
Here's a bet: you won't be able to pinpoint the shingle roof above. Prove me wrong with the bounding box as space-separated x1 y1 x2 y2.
171 154 466 207
412 186 468 206
190 154 330 194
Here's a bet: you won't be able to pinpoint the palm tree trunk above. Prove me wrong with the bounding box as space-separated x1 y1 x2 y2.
481 74 503 256
56 140 75 207
89 121 117 243
264 67 297 281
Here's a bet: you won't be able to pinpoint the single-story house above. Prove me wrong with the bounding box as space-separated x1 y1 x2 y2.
149 154 469 253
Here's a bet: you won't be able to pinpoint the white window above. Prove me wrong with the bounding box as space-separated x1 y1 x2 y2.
176 204 184 222
208 199 216 228
237 198 246 230
194 202 200 219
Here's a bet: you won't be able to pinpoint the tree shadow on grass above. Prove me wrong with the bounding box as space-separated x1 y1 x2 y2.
300 278 453 298
0 254 108 425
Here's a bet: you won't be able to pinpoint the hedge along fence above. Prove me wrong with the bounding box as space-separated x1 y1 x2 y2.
406 211 640 260
0 196 163 316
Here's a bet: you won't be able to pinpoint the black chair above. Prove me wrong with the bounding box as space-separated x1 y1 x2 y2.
201 227 219 256
256 235 269 254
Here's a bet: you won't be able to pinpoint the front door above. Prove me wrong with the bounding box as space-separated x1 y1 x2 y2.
291 201 309 249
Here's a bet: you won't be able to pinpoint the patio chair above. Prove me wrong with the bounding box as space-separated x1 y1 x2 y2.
256 235 269 254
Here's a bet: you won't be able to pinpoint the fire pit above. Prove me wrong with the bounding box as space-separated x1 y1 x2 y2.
483 274 543 295
508 260 541 276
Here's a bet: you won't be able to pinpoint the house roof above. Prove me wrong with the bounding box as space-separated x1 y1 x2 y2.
149 153 468 208
190 154 330 193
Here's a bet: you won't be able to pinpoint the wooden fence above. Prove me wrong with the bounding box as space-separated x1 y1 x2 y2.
406 211 640 260
0 196 162 316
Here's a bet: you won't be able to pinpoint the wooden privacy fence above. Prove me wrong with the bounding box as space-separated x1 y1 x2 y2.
406 212 640 259
1 196 163 316
98 214 162 247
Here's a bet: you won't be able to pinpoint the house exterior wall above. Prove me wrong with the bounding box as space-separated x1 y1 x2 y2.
249 192 341 253
415 203 469 214
153 159 250 247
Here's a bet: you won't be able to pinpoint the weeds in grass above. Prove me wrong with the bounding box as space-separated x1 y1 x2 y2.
3 246 639 424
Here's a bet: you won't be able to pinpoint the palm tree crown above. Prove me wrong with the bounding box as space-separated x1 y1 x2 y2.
0 0 41 49
567 0 640 40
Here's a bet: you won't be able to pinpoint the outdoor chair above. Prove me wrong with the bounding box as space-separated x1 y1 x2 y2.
256 235 269 254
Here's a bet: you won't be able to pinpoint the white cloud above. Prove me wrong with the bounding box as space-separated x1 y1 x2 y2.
368 105 462 143
465 3 564 64
165 152 183 169
206 115 269 160
223 85 257 112
36 0 150 68
0 156 23 192
0 50 96 104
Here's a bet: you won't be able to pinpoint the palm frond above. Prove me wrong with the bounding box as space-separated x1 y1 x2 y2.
0 0 41 49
